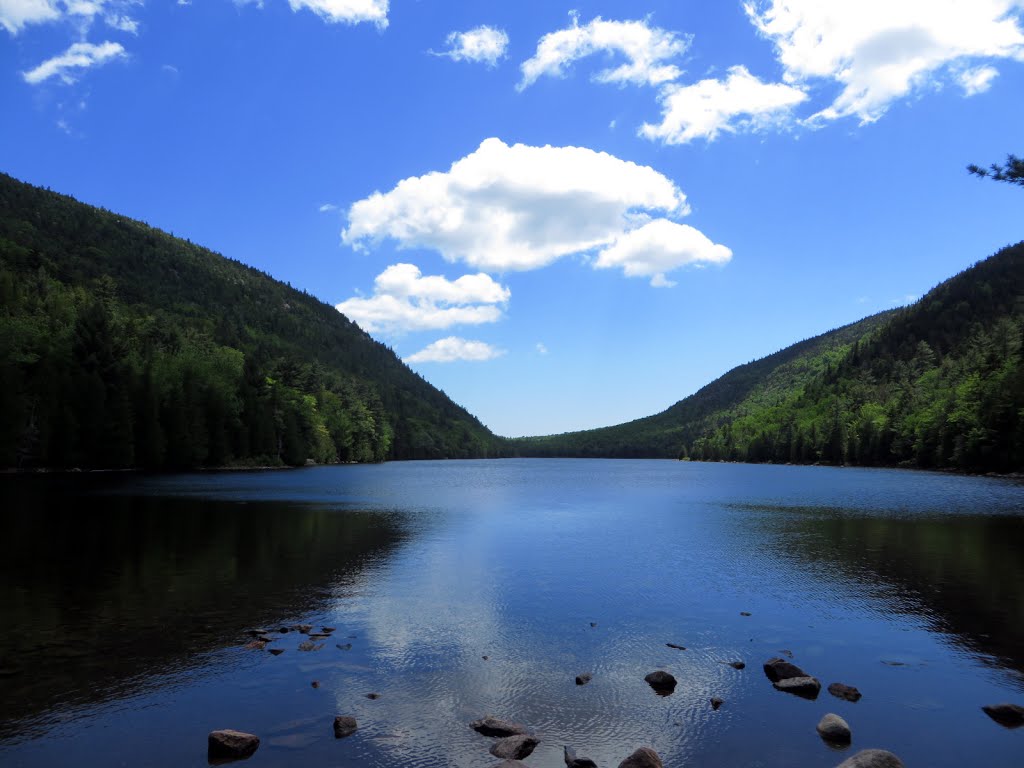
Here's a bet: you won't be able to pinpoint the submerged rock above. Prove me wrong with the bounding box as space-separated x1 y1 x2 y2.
835 749 904 768
644 670 677 694
366 692 381 700
725 661 746 670
564 745 599 768
829 683 863 702
710 697 724 710
208 729 260 760
618 747 663 768
763 657 809 682
489 735 539 760
268 648 284 656
470 716 530 737
982 703 1024 728
666 643 686 650
773 676 821 699
740 611 752 616
336 643 352 651
297 641 323 652
817 713 852 744
576 673 593 686
490 762 531 768
333 716 358 739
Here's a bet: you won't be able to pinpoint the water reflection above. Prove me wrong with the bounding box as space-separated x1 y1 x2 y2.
0 478 406 740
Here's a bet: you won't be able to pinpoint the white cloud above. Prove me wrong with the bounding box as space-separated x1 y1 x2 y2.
319 202 338 212
641 65 808 144
958 64 1000 96
744 0 1024 123
518 13 688 90
104 12 136 33
336 263 510 334
287 0 388 28
404 337 505 364
342 138 695 274
593 219 732 286
0 0 60 34
437 25 508 66
22 40 125 84
535 342 549 355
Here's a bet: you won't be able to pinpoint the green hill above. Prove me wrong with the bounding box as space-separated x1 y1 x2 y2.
514 242 1024 473
0 172 504 469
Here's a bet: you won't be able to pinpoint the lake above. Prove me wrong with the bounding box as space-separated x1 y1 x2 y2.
1 460 1022 767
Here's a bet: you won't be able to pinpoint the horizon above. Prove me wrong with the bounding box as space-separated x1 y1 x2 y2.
4 1 1023 436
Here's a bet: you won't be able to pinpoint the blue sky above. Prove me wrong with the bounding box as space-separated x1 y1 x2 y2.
3 1 1023 437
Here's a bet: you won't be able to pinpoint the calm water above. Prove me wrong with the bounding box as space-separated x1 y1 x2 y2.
1 460 1022 767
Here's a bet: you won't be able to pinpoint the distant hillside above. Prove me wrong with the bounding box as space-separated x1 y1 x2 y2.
514 241 1024 473
0 172 505 469
510 311 895 458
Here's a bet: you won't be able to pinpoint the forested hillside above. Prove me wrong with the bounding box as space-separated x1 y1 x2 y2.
688 242 1024 472
514 241 1024 473
0 173 504 469
511 311 894 458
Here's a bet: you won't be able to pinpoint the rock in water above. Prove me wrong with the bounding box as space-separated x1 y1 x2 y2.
564 746 599 768
333 716 358 739
828 683 862 702
835 749 904 768
208 730 260 760
727 661 746 670
297 641 323 652
489 762 531 768
817 713 852 744
666 643 686 650
337 643 352 651
644 670 677 694
982 703 1024 728
268 648 284 656
489 735 539 760
710 697 724 710
576 673 593 685
763 657 809 682
618 747 663 768
366 692 381 700
773 675 821 699
470 716 531 737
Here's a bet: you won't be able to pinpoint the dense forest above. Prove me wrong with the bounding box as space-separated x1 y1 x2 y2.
0 173 505 469
514 242 1024 473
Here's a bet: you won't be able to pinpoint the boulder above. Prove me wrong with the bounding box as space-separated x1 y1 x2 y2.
208 729 260 760
835 749 904 768
726 661 746 670
489 735 539 760
982 703 1024 728
564 745 599 768
470 716 531 737
333 716 358 739
644 670 677 694
618 747 663 768
710 697 724 710
763 657 809 682
817 713 852 744
576 673 592 686
297 641 323 652
829 683 862 702
773 676 821 699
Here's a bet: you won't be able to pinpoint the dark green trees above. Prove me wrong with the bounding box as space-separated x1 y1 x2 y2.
968 154 1024 187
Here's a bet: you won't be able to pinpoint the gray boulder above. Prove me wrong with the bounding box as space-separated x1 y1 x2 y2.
470 716 531 737
333 716 358 739
564 745 598 768
773 675 821 699
817 713 852 744
490 735 539 760
763 657 808 682
208 729 260 760
618 747 663 768
982 703 1024 728
828 683 862 702
835 749 904 768
644 670 677 694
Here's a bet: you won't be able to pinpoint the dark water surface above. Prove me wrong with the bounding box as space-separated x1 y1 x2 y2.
1 460 1022 767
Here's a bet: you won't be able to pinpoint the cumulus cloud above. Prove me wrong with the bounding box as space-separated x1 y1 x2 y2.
22 40 125 84
518 13 688 90
404 337 505 364
287 0 388 28
342 138 708 276
319 202 338 212
641 65 808 144
336 263 510 334
104 12 137 33
0 0 60 34
436 25 508 66
535 342 548 355
958 65 1000 96
744 0 1024 123
593 219 732 286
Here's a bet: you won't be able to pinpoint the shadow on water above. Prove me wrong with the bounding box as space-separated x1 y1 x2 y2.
741 503 1024 681
0 476 407 740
